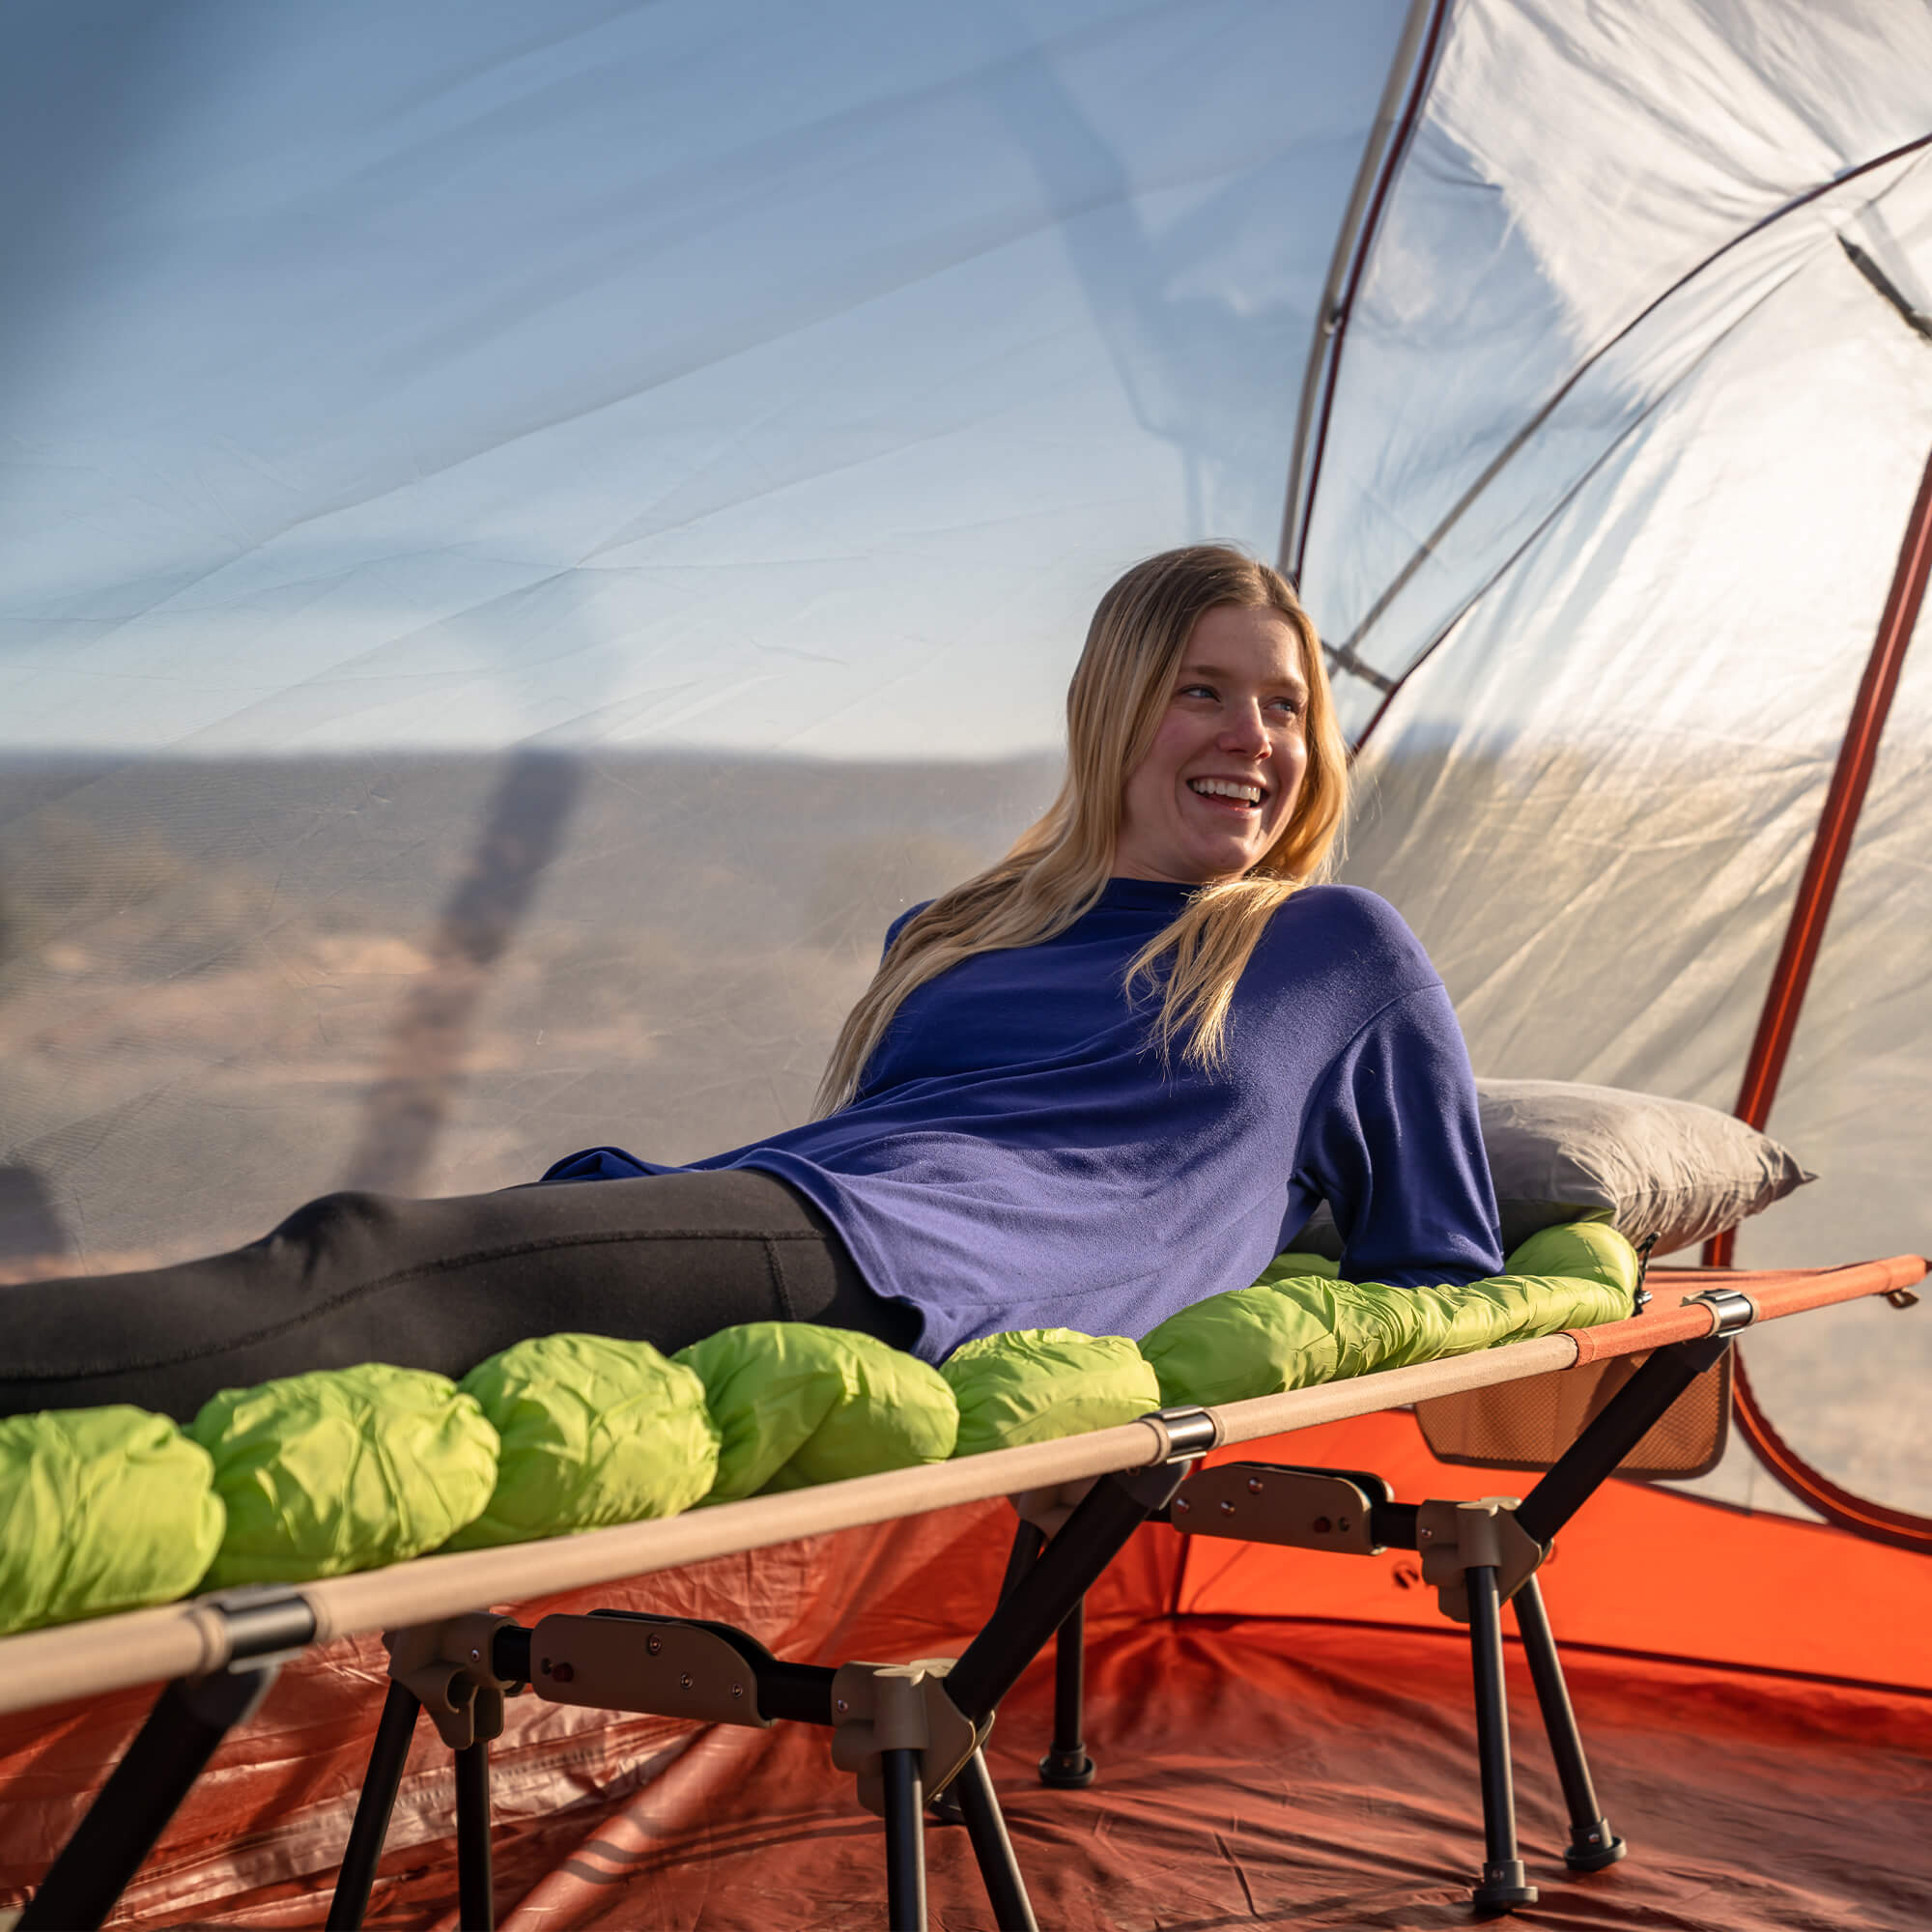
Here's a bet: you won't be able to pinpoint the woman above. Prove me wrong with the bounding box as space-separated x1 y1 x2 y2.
0 547 1501 1423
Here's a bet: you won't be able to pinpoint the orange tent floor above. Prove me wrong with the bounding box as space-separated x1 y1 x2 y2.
114 1615 1929 1931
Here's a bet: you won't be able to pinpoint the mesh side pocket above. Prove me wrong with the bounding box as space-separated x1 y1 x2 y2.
1414 1351 1730 1481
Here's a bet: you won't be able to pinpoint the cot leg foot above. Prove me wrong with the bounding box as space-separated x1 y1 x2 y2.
1037 1746 1096 1788
1471 1861 1539 1917
1465 1565 1537 1916
1511 1576 1626 1874
1563 1828 1629 1874
1037 1596 1095 1788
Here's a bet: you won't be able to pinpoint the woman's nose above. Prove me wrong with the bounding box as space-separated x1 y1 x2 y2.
1219 705 1269 754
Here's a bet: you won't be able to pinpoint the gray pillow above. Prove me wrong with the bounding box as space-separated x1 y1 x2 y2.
1292 1077 1814 1262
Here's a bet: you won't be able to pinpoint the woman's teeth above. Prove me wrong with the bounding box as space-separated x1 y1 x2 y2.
1188 778 1263 805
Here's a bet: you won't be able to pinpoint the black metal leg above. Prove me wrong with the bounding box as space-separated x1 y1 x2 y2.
1037 1597 1095 1788
1465 1566 1537 1917
955 1748 1039 1931
947 1460 1187 1724
327 1681 423 1929
1512 1577 1626 1873
454 1739 494 1931
882 1747 928 1931
20 1663 279 1932
1000 1520 1046 1600
1516 1335 1731 1545
926 1520 1049 1829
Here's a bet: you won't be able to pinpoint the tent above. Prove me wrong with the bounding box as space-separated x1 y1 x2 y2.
0 1 1927 1925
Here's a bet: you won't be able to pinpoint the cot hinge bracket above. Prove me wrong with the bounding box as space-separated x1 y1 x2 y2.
1416 1496 1548 1625
830 1658 985 1816
524 1610 774 1728
384 1612 525 1751
1167 1462 1386 1555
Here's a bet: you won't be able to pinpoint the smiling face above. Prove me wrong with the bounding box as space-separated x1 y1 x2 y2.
1111 601 1311 886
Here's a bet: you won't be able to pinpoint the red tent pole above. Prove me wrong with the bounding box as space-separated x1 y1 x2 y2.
1706 439 1932 1263
1708 440 1932 1552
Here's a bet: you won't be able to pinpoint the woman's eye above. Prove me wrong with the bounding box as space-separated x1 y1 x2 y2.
1178 684 1216 701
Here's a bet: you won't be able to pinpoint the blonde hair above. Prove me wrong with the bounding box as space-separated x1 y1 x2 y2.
813 545 1350 1115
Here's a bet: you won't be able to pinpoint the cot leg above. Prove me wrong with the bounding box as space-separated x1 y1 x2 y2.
1515 1333 1732 1545
1512 1578 1625 1872
882 1747 928 1930
327 1681 423 1929
1465 1566 1537 1917
1037 1597 1095 1788
955 1748 1039 1931
19 1662 279 1932
930 1523 1051 1828
947 1454 1198 1723
454 1739 495 1931
1000 1520 1047 1599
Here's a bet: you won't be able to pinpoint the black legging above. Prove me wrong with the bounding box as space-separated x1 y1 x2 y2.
0 1170 920 1423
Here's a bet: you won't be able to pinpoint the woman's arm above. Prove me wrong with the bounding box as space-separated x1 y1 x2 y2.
1294 981 1504 1287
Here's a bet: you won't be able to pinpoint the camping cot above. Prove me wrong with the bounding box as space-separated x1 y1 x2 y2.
3 1252 1918 1929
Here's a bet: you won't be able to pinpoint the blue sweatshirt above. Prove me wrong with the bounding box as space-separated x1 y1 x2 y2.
544 880 1503 1361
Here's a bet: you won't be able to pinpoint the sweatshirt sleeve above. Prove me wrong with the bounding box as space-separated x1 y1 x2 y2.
880 899 933 961
1295 981 1504 1288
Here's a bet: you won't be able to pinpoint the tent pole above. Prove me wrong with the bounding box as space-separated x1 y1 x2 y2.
1710 433 1932 1270
1278 0 1447 583
1730 1353 1932 1553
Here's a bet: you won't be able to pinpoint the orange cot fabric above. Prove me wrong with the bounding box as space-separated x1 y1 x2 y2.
1562 1257 1928 1362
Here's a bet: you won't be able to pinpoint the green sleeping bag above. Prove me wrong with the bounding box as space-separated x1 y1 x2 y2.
942 1328 1161 1457
448 1332 720 1548
676 1321 958 1501
1504 1220 1641 1299
0 1406 224 1635
1140 1226 1638 1408
1256 1250 1342 1284
192 1363 500 1587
